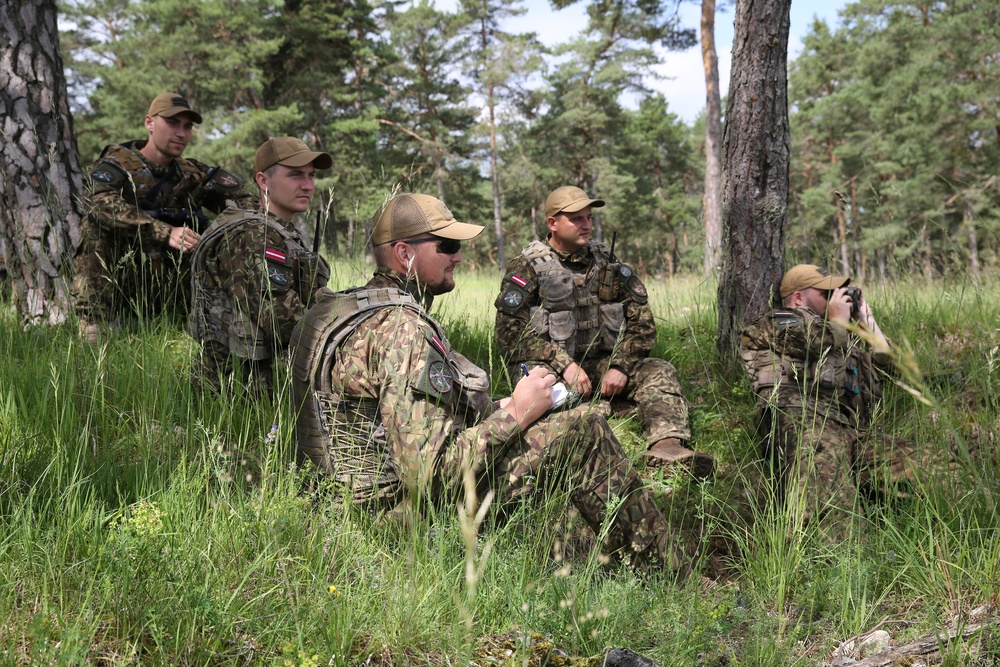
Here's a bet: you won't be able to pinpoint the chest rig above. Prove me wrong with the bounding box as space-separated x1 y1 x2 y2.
188 208 330 359
523 241 625 360
290 286 491 506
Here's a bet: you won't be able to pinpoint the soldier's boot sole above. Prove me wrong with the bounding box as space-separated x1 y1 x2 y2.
643 438 715 481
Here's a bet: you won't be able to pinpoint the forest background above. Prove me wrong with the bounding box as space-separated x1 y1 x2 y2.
55 0 1000 282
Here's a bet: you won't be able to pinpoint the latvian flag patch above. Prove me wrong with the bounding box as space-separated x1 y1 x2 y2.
264 247 287 264
509 275 528 287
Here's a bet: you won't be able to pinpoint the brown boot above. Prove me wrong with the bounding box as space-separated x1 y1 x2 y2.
78 320 102 346
643 438 715 480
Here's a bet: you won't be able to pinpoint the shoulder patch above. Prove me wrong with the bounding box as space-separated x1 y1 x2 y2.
772 310 803 330
623 271 648 304
619 264 633 278
264 247 288 265
498 285 528 313
211 168 242 193
268 265 290 287
89 161 127 188
426 360 454 393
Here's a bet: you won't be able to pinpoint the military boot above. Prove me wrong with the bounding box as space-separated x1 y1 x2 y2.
643 438 715 480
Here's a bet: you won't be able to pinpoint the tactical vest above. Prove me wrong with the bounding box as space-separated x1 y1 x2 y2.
290 286 491 506
96 143 209 210
522 240 626 360
188 208 330 360
739 308 874 424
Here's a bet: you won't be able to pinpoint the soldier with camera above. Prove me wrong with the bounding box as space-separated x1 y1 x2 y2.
739 264 927 539
74 93 255 339
188 137 332 395
495 186 714 479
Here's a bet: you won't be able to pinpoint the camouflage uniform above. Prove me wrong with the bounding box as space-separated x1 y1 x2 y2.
495 240 689 446
189 207 329 392
291 269 679 565
740 307 925 534
74 140 255 325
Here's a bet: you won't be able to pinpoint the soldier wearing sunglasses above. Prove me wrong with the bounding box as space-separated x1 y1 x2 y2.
739 264 940 540
290 193 693 573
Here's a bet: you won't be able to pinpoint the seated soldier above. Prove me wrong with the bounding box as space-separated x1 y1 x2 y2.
495 186 713 479
290 193 689 572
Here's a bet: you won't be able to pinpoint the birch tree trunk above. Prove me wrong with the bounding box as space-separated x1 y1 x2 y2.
716 0 791 367
0 0 84 326
701 0 724 276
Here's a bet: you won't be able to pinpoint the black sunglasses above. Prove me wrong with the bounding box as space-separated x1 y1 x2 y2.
393 236 462 255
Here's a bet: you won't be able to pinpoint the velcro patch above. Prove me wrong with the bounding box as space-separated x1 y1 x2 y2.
501 286 527 311
268 266 290 286
427 360 454 393
264 247 287 264
625 274 647 303
509 274 528 287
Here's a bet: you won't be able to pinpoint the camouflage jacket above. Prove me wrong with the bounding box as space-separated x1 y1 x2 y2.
291 269 520 506
495 239 656 376
739 306 894 427
188 207 329 361
85 140 254 251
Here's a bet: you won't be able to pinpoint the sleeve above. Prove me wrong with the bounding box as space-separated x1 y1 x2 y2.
185 158 258 213
86 160 173 243
607 270 656 376
494 256 575 372
220 222 308 350
372 312 522 496
774 309 850 359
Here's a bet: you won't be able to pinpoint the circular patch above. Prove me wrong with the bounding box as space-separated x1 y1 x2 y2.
427 360 453 392
503 288 524 308
268 267 289 286
619 264 633 278
91 169 114 183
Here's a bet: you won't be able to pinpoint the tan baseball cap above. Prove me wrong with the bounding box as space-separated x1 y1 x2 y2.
147 93 203 124
370 193 484 245
544 185 606 217
779 264 850 298
253 137 333 174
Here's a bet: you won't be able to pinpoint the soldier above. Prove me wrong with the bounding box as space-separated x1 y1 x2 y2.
739 264 924 537
290 193 687 571
74 92 255 339
495 186 713 479
188 137 332 393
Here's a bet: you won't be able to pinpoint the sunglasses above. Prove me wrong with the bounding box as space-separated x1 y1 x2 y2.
393 236 462 255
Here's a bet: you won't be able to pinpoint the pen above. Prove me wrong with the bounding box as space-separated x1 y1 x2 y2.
520 363 529 377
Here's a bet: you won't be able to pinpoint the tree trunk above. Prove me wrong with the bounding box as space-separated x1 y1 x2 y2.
716 0 791 368
0 0 84 326
488 84 505 268
701 0 723 276
964 192 980 282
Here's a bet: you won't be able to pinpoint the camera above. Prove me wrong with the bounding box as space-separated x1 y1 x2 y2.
844 285 862 319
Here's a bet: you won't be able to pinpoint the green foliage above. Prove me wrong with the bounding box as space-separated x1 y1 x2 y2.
2 274 999 664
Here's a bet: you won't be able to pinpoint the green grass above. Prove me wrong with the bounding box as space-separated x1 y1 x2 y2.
0 269 998 666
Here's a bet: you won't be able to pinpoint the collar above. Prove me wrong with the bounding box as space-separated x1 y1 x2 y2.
372 266 434 310
546 238 593 265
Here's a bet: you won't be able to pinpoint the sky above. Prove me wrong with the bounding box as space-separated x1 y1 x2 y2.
459 0 853 124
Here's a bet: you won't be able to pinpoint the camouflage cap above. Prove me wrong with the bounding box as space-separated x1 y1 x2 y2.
253 137 333 174
544 185 606 217
779 264 850 298
147 93 203 124
371 194 484 245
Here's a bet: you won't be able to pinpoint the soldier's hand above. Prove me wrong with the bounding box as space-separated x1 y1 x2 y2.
826 287 852 324
168 225 202 253
507 366 556 429
600 368 628 397
562 361 592 396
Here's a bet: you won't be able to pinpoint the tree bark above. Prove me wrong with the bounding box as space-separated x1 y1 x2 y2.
716 0 791 368
0 0 85 326
701 0 723 276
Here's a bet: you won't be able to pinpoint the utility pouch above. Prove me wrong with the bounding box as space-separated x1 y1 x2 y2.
295 251 321 306
598 261 620 301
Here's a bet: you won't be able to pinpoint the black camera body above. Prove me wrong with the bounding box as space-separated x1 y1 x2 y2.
844 285 862 318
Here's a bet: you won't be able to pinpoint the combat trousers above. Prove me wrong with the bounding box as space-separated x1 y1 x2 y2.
760 403 928 539
479 403 674 563
520 356 690 445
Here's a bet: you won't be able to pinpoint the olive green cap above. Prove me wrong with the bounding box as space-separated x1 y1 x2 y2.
253 137 333 174
147 93 202 124
371 194 483 245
